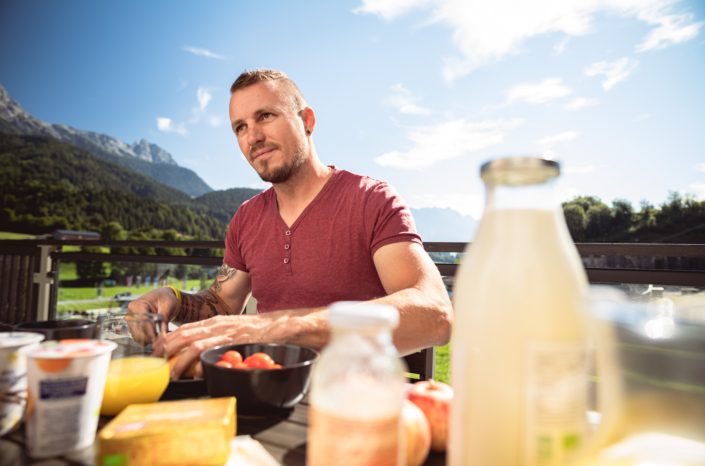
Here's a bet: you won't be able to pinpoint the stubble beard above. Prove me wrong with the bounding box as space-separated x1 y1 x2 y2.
256 143 307 184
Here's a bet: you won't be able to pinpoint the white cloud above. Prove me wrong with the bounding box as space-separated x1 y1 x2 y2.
374 118 524 170
634 113 655 121
208 115 223 127
585 57 639 90
635 8 704 52
695 163 705 173
553 36 570 55
506 78 572 105
688 182 705 200
535 131 580 146
156 117 188 136
353 0 431 20
197 87 213 111
385 83 432 115
182 46 227 60
564 97 599 111
354 0 702 82
409 192 484 218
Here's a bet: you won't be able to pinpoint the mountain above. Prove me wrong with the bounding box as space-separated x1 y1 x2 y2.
410 208 478 243
0 134 193 203
194 188 264 223
0 83 213 197
0 133 225 238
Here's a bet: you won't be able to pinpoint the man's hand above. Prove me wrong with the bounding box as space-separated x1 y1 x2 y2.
126 288 180 345
156 314 269 379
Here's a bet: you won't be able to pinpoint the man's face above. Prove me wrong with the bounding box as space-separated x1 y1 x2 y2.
229 81 307 184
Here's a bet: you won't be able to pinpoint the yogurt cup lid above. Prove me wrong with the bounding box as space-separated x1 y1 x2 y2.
0 332 45 349
22 339 117 358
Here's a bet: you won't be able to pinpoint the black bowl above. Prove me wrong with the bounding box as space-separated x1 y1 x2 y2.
201 343 319 416
14 319 97 341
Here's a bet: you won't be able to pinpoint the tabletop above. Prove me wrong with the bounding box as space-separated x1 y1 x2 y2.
0 396 447 466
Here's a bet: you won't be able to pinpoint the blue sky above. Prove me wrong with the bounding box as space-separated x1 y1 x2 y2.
1 0 703 219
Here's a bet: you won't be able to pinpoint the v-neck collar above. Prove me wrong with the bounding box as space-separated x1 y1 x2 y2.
272 166 340 235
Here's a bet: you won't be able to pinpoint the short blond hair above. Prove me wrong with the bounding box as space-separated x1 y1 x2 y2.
230 69 307 112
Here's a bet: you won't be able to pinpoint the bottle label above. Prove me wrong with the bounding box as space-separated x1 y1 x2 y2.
525 342 588 466
307 406 400 466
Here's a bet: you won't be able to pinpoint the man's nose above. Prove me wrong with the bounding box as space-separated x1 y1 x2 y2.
247 125 265 146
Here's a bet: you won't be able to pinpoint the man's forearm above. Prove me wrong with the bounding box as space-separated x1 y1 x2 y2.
177 288 234 323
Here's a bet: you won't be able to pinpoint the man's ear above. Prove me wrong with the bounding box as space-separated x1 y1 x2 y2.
300 107 316 135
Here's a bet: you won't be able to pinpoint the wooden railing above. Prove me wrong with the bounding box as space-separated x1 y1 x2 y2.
1 239 704 379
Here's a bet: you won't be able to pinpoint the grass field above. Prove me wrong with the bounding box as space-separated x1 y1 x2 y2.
434 342 450 384
0 231 36 239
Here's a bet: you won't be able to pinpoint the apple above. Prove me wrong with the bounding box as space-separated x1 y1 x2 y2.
407 379 453 452
401 399 431 466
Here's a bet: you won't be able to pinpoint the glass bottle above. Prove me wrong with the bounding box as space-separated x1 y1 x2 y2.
307 302 406 466
449 157 589 466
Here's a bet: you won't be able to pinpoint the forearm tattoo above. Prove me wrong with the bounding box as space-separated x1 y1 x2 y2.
213 263 238 292
179 290 220 322
176 264 238 323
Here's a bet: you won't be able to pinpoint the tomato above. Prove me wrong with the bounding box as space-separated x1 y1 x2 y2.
221 350 243 366
271 364 282 369
244 352 275 369
216 361 232 368
232 362 248 369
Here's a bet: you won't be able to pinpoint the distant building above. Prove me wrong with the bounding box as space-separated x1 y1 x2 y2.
51 230 101 241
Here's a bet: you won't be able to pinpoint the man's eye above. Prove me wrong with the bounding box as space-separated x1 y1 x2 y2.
262 113 273 120
235 125 245 133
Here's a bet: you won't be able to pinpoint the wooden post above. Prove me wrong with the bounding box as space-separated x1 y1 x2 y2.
33 245 59 321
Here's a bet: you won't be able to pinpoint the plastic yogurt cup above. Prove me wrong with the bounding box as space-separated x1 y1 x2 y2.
0 332 45 437
22 339 117 458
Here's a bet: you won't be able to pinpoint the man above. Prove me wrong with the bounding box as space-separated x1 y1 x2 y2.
130 69 452 379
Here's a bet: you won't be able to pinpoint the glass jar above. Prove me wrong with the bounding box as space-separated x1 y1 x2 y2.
449 157 590 466
307 301 406 466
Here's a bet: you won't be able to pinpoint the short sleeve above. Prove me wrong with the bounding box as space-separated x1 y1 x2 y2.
364 182 423 256
223 209 248 272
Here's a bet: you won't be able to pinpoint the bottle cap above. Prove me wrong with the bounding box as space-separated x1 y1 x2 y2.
481 156 559 186
328 302 399 330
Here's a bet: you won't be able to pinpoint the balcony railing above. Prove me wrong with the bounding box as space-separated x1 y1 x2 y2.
1 239 704 325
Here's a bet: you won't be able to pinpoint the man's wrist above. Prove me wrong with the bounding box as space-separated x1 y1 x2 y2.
165 286 182 321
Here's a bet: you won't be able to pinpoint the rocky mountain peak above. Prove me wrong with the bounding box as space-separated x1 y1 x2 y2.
0 82 177 165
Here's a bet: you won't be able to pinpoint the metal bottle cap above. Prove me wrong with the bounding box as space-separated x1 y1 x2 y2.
480 156 560 186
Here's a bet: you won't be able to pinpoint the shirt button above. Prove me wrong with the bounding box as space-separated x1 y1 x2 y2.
285 244 290 249
285 230 291 236
284 258 289 264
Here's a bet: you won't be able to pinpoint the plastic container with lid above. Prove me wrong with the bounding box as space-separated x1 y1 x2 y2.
0 332 45 436
22 339 117 458
307 301 406 466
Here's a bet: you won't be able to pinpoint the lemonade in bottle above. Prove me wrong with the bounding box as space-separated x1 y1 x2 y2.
449 157 589 466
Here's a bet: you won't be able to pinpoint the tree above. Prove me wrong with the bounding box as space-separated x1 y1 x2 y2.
562 204 587 242
586 204 613 241
76 246 107 281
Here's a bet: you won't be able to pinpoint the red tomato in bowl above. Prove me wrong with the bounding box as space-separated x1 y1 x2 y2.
216 361 232 368
244 353 275 369
221 350 243 366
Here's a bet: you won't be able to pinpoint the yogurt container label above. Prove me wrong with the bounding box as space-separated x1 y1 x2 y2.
23 339 117 458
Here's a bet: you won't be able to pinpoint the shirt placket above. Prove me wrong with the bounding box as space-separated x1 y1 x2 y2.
284 229 292 276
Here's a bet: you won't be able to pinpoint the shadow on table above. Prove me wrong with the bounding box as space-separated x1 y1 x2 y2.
281 443 307 466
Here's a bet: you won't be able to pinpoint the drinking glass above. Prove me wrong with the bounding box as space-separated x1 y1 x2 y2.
98 312 169 416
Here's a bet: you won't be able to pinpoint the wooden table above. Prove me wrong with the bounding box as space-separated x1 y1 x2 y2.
0 397 447 466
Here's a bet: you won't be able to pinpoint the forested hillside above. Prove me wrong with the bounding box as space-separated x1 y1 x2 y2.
563 194 705 243
194 188 264 223
0 133 259 238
